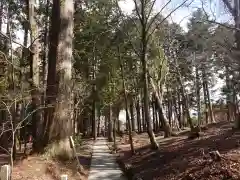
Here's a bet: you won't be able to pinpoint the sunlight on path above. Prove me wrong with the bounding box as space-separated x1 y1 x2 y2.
88 137 126 180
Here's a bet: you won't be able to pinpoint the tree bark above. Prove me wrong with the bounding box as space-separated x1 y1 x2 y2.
154 101 159 132
43 0 60 145
166 86 173 127
41 0 50 131
202 68 215 124
222 0 240 128
205 78 215 123
108 105 113 142
27 0 41 151
0 1 3 50
195 64 201 125
225 65 234 122
152 94 156 132
141 96 146 131
149 76 171 137
119 46 135 154
97 106 101 136
136 97 141 133
177 89 183 129
173 91 180 130
92 98 97 140
141 51 158 149
130 97 136 132
43 0 74 159
112 106 119 150
172 49 194 130
202 76 209 124
176 75 194 130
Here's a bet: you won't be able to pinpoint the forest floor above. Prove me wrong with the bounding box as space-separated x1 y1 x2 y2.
116 121 240 180
0 139 93 180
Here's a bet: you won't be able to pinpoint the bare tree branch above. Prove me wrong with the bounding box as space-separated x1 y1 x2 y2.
146 0 172 33
203 19 240 31
147 0 192 42
146 0 157 21
133 0 144 25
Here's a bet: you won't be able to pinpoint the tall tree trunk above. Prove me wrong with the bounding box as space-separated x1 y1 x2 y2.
149 76 171 137
205 79 215 123
136 97 141 133
11 102 17 160
166 86 172 127
195 64 201 126
176 75 193 129
0 1 3 50
141 95 146 131
91 43 97 140
20 3 29 154
41 0 50 131
173 91 180 130
202 68 215 123
112 106 119 150
73 96 77 136
172 49 194 130
142 57 158 149
108 105 113 142
4 9 10 55
97 106 101 136
43 0 60 145
222 0 240 128
225 65 234 122
176 89 183 128
118 46 135 154
113 111 117 150
138 0 158 149
234 0 240 128
104 108 108 137
28 0 41 151
130 97 136 132
154 101 159 132
125 108 129 131
152 94 156 132
202 77 209 124
92 97 97 140
44 0 74 159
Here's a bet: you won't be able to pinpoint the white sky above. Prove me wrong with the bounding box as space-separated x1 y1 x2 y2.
119 0 232 31
119 0 193 31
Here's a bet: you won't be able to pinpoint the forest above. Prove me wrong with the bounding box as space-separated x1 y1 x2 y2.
0 0 239 179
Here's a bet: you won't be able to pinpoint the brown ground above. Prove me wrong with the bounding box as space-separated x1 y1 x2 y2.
0 139 93 180
117 121 240 180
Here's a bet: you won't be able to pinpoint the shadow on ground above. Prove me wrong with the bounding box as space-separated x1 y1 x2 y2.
117 121 240 180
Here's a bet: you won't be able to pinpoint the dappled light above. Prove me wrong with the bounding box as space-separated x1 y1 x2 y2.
0 0 239 180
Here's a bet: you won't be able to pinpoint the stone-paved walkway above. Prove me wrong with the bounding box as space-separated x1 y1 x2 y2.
88 137 126 180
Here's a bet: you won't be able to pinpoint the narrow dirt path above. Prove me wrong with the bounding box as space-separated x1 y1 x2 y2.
88 137 125 180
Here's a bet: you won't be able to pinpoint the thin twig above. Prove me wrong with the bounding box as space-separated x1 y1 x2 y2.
147 0 192 42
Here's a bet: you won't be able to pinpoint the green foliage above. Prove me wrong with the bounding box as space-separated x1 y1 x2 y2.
187 8 212 52
148 33 168 85
73 134 83 145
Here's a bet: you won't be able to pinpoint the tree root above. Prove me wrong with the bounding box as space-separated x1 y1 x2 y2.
44 137 74 161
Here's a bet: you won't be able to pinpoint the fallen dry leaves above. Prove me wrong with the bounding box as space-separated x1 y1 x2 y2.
117 121 240 180
0 139 93 180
